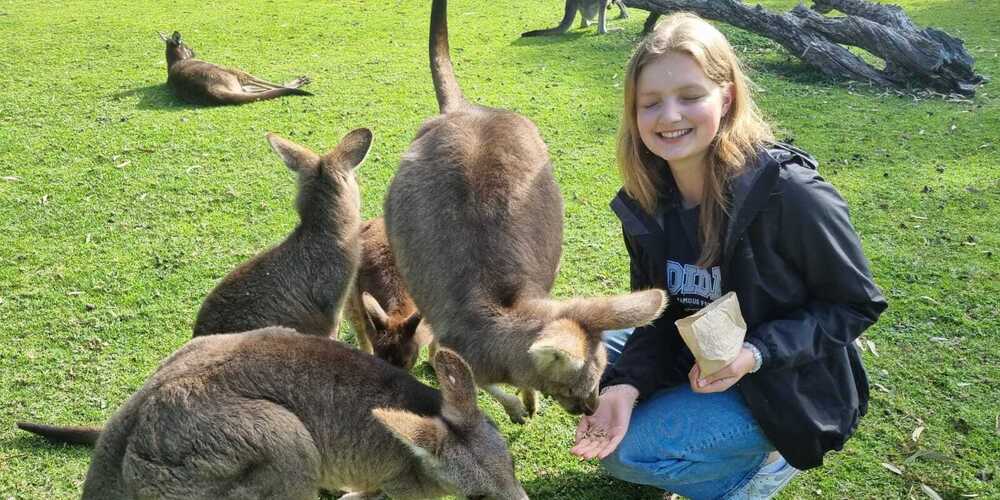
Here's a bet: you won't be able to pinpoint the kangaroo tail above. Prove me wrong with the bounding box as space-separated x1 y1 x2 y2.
17 421 102 445
430 0 466 114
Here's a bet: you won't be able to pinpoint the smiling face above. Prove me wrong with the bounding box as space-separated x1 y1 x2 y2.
635 51 732 173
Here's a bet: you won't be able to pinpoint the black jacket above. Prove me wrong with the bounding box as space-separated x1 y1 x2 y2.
601 144 887 470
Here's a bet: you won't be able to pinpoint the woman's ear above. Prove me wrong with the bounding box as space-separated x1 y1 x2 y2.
721 83 734 117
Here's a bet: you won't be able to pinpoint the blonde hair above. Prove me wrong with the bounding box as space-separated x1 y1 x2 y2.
617 13 773 267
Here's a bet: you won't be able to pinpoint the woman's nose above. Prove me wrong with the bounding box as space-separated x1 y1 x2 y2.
658 98 682 123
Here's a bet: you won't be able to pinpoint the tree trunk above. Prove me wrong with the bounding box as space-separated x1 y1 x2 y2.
624 0 985 96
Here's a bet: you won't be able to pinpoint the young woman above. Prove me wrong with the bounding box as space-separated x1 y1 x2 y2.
571 13 887 500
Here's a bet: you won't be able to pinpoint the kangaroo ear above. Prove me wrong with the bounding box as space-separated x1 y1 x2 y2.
266 133 320 174
528 319 587 376
372 408 446 460
433 348 479 427
325 128 373 170
401 312 422 339
361 292 390 331
158 32 169 42
171 31 182 43
561 289 667 332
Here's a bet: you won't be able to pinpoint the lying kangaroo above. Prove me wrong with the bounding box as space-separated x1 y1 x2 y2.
345 217 426 370
17 130 372 447
160 31 313 105
384 0 667 423
51 328 525 500
522 0 628 36
193 128 370 338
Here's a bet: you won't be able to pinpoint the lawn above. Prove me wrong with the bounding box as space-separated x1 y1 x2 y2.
0 0 997 498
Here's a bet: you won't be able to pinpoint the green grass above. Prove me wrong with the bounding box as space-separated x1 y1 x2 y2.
1 0 997 498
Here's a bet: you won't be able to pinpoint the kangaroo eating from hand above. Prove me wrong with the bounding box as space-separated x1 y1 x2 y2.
160 31 313 105
193 128 371 339
384 0 667 424
56 328 527 500
345 217 427 370
522 0 628 36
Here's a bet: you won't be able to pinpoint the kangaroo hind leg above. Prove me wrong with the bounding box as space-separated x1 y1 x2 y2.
121 399 322 500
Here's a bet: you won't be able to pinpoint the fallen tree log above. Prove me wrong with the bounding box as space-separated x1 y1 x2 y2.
624 0 985 96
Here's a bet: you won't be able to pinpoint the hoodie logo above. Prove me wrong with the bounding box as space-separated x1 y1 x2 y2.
666 261 721 310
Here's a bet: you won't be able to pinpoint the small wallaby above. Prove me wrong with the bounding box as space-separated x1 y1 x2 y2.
57 328 527 500
345 217 427 370
193 128 371 338
160 31 313 105
521 0 628 37
384 0 667 424
16 130 372 448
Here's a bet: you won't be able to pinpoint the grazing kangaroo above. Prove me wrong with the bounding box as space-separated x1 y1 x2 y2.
61 328 527 500
346 217 426 370
17 130 372 448
193 128 370 338
384 0 667 424
160 31 313 105
522 0 628 36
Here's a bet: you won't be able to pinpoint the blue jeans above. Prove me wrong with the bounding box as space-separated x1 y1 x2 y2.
600 329 773 500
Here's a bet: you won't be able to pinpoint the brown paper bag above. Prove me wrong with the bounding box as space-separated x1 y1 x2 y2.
675 291 747 377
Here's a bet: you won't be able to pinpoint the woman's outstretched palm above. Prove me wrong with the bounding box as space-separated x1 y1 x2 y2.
571 387 637 460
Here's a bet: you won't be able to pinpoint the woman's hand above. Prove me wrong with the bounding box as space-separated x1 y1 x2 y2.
571 385 638 460
689 347 756 393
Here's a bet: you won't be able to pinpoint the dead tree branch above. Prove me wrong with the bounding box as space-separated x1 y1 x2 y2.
624 0 985 96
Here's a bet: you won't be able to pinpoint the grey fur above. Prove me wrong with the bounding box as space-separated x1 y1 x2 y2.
193 129 371 339
80 328 528 500
521 0 630 37
385 0 668 423
17 129 372 447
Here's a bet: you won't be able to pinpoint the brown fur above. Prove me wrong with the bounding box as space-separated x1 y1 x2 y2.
345 217 428 370
77 328 527 500
160 31 313 105
193 129 370 338
384 0 667 423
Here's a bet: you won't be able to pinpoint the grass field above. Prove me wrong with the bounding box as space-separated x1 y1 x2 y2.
1 0 997 498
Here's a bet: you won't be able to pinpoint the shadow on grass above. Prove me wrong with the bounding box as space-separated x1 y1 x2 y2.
6 432 94 458
755 58 832 86
523 467 662 500
108 84 197 111
510 31 591 47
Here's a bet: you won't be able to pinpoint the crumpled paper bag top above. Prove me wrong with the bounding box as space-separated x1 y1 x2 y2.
675 291 746 377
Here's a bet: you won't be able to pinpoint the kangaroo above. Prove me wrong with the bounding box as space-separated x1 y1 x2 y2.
345 217 427 370
16 130 372 448
521 0 628 36
193 128 370 338
49 328 525 500
160 31 313 105
384 0 667 424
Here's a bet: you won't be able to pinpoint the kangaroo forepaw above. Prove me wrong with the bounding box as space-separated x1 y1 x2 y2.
506 403 530 425
521 389 537 418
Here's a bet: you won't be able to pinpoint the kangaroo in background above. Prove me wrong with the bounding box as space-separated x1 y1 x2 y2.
384 0 667 424
160 31 313 105
346 217 428 371
193 128 370 339
522 0 628 36
50 328 526 500
17 130 372 447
